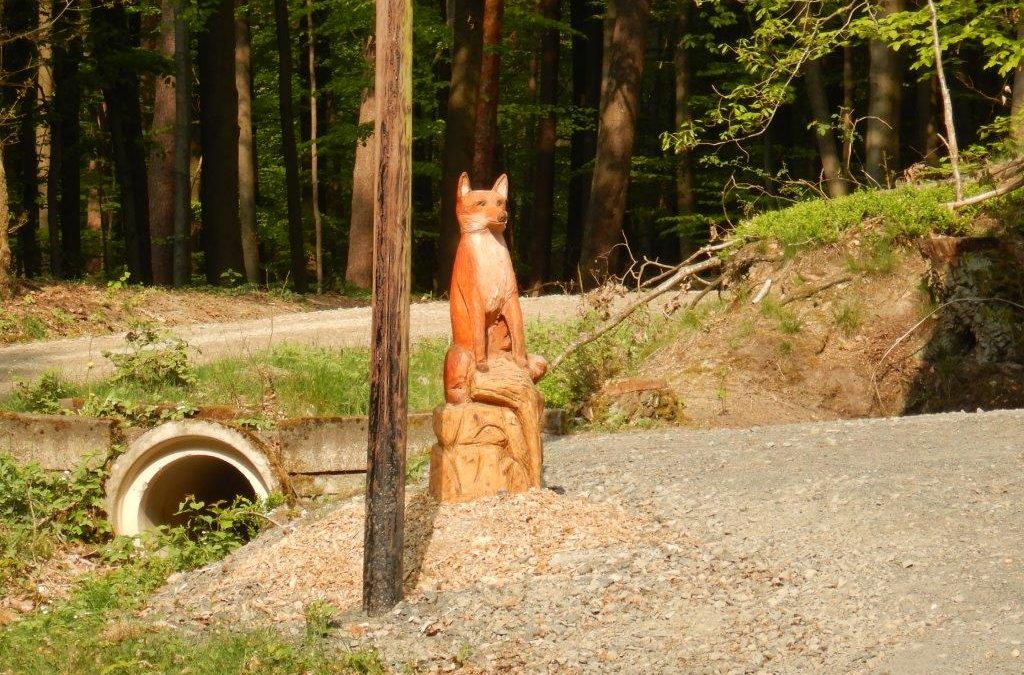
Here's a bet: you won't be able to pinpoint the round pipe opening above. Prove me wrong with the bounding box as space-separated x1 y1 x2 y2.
107 421 281 536
140 454 259 529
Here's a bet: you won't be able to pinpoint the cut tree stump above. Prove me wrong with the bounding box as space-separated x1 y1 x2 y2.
430 357 544 502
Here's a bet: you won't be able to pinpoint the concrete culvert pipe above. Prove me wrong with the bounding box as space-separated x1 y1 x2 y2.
106 420 281 536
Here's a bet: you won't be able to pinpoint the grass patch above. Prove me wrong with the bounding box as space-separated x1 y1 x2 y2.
833 301 864 337
0 560 383 674
733 185 964 249
760 298 802 334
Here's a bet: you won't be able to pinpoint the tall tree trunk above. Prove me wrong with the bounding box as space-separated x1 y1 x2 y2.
4 0 41 278
236 4 260 283
149 0 177 285
525 0 560 288
579 0 650 284
92 1 153 284
674 2 697 257
173 0 191 286
805 58 848 197
37 0 54 275
51 18 82 278
346 40 376 290
198 0 243 283
438 0 483 291
0 150 12 300
273 0 307 292
865 0 904 187
565 0 603 281
1011 20 1024 145
305 0 323 293
472 0 504 183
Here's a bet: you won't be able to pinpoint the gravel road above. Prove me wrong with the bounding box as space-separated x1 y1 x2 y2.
334 409 1024 673
0 295 581 391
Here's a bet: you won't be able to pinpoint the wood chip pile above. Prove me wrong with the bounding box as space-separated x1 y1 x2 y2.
148 489 665 627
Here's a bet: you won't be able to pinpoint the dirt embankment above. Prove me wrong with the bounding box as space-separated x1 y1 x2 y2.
631 226 1024 429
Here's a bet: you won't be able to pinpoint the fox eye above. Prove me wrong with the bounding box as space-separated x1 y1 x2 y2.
477 200 486 207
497 199 505 207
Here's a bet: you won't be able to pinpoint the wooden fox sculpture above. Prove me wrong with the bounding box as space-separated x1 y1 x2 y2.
444 172 547 404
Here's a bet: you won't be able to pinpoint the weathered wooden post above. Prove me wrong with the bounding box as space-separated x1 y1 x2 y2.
363 0 412 615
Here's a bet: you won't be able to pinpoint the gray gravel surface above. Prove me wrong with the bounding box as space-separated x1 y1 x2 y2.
0 295 580 391
335 409 1024 673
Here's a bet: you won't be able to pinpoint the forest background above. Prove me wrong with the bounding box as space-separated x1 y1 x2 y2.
0 0 1021 298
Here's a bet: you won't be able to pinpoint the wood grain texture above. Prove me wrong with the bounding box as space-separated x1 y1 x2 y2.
363 0 413 616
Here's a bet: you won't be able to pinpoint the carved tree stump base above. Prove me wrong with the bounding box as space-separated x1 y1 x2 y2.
429 358 544 503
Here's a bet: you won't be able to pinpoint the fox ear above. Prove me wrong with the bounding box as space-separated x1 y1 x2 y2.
458 172 472 198
493 174 509 199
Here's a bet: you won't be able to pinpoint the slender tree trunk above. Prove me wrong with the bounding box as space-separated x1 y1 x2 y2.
52 21 82 278
525 0 560 288
149 0 177 285
1011 20 1024 144
273 0 308 292
92 1 153 284
472 0 504 183
236 5 260 283
305 0 323 293
172 0 191 286
37 0 54 275
865 0 904 187
565 0 602 280
0 150 13 299
579 0 650 284
198 0 244 283
674 2 697 257
346 41 376 290
842 44 854 177
805 58 848 197
926 0 961 201
438 0 483 290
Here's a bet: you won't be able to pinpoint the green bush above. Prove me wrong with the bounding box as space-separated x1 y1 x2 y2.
733 185 964 248
0 454 110 585
12 370 68 414
104 324 197 389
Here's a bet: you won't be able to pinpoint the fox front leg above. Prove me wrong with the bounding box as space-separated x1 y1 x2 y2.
501 295 529 368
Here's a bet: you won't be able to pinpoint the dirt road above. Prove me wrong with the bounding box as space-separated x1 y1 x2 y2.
0 295 581 391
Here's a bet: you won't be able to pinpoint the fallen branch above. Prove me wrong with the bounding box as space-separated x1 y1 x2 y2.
549 253 724 372
687 275 724 310
779 273 853 306
944 171 1024 209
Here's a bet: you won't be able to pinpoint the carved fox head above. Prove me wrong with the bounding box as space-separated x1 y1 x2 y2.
455 172 509 234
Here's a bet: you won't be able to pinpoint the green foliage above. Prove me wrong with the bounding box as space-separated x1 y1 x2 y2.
732 186 963 247
151 494 286 572
0 454 110 586
12 370 69 414
104 324 198 389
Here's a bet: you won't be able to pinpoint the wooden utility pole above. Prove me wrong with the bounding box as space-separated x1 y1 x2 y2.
363 0 412 615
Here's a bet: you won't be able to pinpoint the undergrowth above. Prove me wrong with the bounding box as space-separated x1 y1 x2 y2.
733 185 965 249
0 452 382 673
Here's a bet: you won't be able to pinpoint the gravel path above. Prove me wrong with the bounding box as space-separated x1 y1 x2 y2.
0 295 581 391
320 409 1024 673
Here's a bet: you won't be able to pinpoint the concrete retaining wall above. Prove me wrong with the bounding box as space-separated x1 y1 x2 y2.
0 408 566 499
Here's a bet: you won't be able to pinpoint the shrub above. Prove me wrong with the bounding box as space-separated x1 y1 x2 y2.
104 324 197 388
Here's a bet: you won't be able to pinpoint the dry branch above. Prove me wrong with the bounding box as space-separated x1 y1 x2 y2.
549 252 724 372
779 273 853 306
